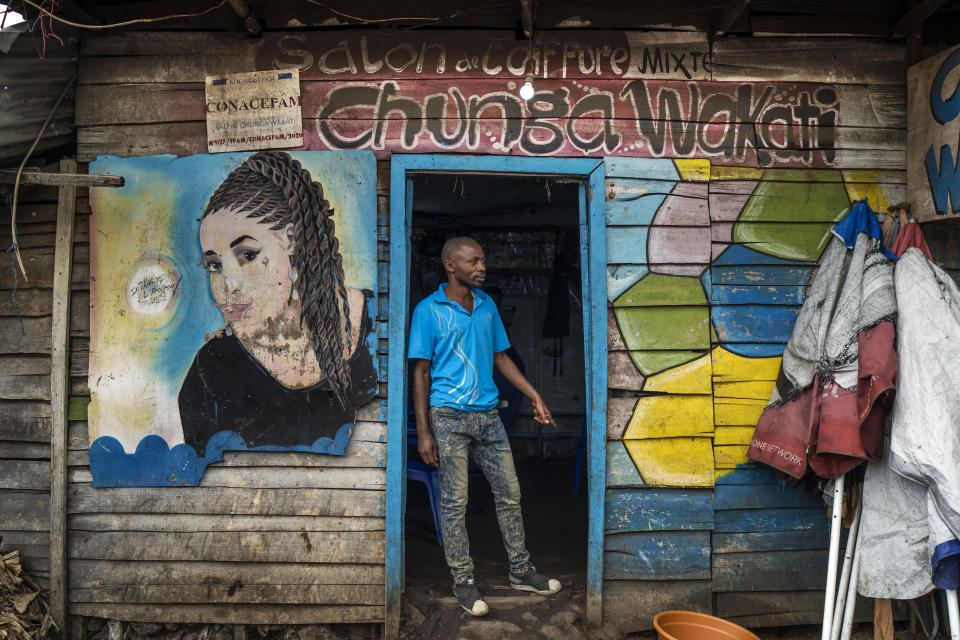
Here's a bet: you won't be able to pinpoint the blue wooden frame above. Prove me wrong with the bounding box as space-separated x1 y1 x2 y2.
386 154 607 637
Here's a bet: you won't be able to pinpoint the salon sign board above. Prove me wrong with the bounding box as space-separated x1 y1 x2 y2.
204 68 304 152
907 43 960 222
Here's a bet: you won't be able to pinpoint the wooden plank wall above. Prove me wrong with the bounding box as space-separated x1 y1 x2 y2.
601 56 908 630
0 182 88 592
601 160 909 631
1 25 910 630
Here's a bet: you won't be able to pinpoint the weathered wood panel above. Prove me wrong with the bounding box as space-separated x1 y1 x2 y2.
77 32 907 85
0 491 51 530
68 603 382 624
605 441 645 488
70 584 384 605
68 531 384 563
712 530 831 554
605 488 713 533
68 486 385 517
70 560 384 588
604 531 710 580
712 550 829 592
220 442 386 468
602 579 712 634
0 460 49 490
0 247 90 290
67 514 384 533
0 401 52 441
0 442 52 459
714 507 829 533
714 483 823 510
716 591 873 628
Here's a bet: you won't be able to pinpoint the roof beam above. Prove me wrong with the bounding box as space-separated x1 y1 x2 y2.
890 0 950 39
227 0 262 36
520 0 535 38
712 0 751 38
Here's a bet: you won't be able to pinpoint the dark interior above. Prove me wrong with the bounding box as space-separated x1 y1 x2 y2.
404 173 589 589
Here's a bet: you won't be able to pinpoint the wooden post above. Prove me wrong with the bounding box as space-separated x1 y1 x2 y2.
70 616 85 640
50 157 77 634
874 598 893 640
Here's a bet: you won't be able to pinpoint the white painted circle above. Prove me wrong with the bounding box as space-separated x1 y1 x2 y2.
126 257 180 322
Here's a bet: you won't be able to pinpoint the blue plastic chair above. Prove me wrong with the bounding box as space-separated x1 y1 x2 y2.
406 421 443 545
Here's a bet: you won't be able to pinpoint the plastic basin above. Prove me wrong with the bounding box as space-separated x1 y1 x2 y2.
653 610 761 640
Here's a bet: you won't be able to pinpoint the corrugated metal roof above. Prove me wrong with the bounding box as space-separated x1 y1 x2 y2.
0 24 77 166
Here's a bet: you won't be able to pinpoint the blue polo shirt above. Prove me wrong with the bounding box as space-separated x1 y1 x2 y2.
408 284 510 411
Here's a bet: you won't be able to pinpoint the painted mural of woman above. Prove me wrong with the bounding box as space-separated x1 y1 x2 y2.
178 151 377 457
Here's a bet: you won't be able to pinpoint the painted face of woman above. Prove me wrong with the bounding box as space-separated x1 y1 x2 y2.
199 208 296 339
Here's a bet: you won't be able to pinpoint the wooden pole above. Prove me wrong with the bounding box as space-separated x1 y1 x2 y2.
50 157 77 634
874 598 893 640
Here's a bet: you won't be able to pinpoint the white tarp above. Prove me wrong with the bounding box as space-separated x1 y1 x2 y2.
858 248 960 597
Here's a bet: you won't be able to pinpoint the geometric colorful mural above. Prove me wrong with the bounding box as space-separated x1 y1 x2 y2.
605 157 904 487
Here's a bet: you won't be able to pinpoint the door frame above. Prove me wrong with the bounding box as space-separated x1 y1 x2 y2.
385 154 607 636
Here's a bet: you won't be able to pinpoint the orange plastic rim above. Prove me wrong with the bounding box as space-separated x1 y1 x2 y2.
653 610 761 640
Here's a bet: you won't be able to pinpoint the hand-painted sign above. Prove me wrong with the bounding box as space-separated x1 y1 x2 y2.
258 32 712 81
306 79 838 166
246 33 843 167
88 151 379 486
908 43 960 222
205 69 304 152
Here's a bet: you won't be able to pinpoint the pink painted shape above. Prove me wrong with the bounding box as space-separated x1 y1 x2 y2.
651 182 709 227
708 180 758 221
606 397 637 440
608 351 646 391
707 180 757 262
648 182 711 275
648 226 711 276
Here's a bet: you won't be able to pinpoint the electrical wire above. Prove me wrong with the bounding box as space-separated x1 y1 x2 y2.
301 0 457 23
16 0 228 30
9 73 76 284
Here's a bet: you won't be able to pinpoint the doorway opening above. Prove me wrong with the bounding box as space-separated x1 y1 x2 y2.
403 172 588 594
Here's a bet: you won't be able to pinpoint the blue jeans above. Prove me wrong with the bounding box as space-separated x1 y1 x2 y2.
429 406 532 581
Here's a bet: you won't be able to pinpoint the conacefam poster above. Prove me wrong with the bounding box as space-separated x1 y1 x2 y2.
87 150 378 487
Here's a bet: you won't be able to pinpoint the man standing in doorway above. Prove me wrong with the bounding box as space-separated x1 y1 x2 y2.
408 237 563 617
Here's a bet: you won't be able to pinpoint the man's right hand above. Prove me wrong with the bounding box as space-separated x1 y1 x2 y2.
418 430 439 467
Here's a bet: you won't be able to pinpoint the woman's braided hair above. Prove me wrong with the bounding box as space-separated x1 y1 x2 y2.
203 151 353 408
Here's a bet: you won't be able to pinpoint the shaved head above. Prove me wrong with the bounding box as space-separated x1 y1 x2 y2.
441 236 481 263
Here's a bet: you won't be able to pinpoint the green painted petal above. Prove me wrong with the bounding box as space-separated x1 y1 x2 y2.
613 273 708 307
733 169 850 261
615 306 711 352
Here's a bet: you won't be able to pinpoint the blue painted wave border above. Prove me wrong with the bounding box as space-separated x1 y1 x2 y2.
89 423 354 487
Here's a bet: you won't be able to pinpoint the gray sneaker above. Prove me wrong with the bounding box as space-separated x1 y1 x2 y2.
453 577 489 616
509 568 562 595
